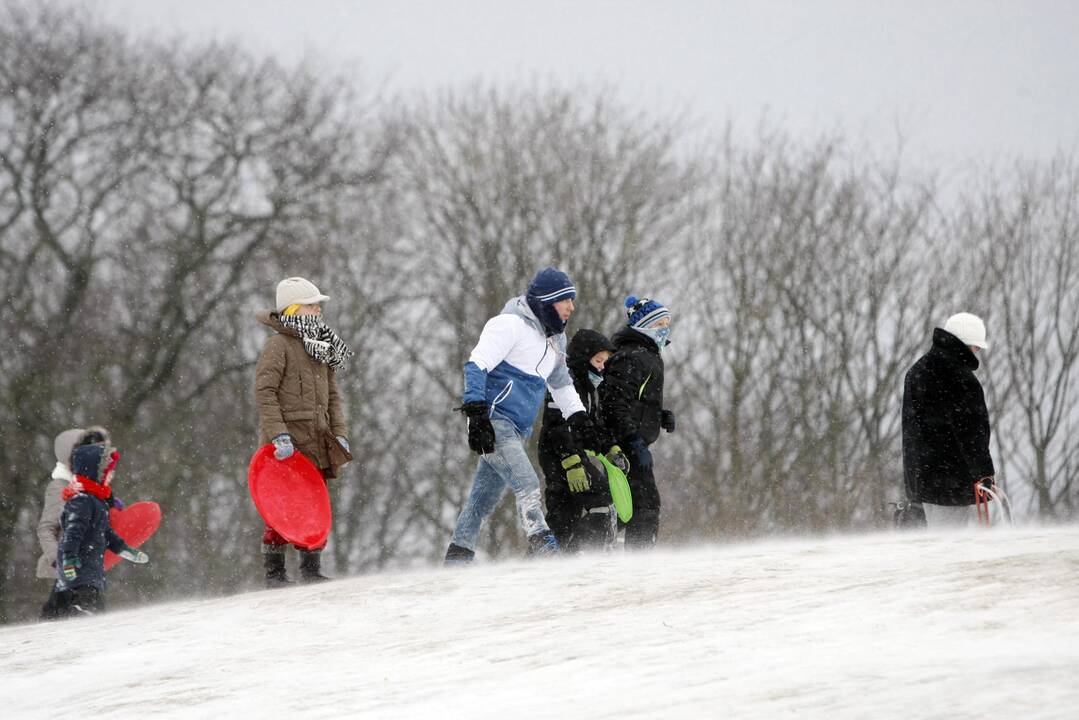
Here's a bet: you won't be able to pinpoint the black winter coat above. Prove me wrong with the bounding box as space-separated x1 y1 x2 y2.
539 329 616 457
599 327 665 446
902 328 995 505
56 493 128 591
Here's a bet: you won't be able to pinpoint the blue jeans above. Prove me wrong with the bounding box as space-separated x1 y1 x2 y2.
451 418 549 551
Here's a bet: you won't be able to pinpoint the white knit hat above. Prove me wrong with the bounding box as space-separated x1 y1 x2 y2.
943 312 989 349
276 277 330 313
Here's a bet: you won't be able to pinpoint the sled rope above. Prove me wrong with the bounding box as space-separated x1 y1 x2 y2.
974 479 994 526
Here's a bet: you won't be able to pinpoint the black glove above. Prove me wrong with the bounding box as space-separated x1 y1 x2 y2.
459 401 495 455
660 409 676 433
566 411 599 451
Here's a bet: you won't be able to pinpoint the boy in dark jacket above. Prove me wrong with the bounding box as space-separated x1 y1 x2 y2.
52 443 148 617
599 296 675 547
538 328 627 551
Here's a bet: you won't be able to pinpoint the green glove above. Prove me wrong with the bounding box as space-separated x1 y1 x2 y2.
61 556 80 581
561 454 588 493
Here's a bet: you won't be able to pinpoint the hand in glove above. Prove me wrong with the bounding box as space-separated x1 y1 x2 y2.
627 436 653 471
561 454 589 493
660 409 676 433
272 434 295 461
61 556 80 581
459 401 495 455
566 412 599 451
336 435 350 453
118 548 149 564
606 445 631 474
110 496 126 511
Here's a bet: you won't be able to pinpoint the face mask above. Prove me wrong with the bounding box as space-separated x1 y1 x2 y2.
638 324 671 350
588 370 604 388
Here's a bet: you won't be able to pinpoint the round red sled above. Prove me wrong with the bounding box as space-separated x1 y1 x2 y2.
247 444 332 549
104 501 161 571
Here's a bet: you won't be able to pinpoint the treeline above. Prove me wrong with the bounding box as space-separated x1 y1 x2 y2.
1 4 1076 622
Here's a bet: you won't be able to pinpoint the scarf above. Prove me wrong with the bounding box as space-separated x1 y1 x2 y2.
62 476 111 502
278 314 355 371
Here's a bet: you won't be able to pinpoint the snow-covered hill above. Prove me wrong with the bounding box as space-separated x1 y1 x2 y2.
3 526 1077 719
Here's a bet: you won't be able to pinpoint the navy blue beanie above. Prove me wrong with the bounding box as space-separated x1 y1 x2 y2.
71 444 110 481
526 267 576 335
625 295 671 328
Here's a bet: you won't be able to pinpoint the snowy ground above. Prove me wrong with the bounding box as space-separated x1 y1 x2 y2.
2 526 1078 719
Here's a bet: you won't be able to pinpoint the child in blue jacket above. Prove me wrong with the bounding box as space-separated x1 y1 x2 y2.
52 443 149 617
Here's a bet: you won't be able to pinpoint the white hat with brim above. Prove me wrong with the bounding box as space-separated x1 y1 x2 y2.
276 277 330 313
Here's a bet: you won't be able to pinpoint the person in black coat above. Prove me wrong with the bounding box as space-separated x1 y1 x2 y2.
51 443 148 617
902 312 996 528
538 328 625 551
599 296 675 547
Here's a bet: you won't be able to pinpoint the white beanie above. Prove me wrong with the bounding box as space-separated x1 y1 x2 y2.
943 312 988 349
276 277 330 313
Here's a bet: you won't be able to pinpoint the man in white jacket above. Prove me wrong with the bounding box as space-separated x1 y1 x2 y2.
445 267 596 563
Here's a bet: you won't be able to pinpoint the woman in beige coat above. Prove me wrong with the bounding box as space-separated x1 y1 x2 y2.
255 277 352 587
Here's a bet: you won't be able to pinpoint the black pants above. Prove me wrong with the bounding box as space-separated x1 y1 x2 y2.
624 446 661 548
540 447 613 552
42 586 104 619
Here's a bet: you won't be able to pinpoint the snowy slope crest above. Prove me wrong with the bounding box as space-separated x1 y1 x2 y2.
2 526 1078 719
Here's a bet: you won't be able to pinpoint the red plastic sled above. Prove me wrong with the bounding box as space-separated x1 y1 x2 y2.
248 444 331 549
105 501 161 571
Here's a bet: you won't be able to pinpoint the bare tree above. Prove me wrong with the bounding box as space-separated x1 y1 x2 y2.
958 159 1079 518
0 3 393 621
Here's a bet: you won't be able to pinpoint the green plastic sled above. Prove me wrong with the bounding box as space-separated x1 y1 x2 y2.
590 451 633 523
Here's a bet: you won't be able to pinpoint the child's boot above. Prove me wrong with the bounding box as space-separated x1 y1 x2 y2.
299 550 330 583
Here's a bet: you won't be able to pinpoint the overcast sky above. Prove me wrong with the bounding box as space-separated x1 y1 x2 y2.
97 0 1078 172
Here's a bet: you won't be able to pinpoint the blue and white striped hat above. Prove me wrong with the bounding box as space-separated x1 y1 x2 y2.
625 295 671 329
527 267 576 304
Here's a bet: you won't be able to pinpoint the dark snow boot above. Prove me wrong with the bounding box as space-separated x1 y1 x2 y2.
264 551 294 588
299 550 331 583
444 543 475 566
527 531 561 557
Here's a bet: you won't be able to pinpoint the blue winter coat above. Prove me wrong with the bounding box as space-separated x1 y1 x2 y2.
56 493 128 591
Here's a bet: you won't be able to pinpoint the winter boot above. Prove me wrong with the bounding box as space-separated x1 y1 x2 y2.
444 543 475 566
299 550 331 583
263 549 294 588
527 531 561 557
624 509 659 549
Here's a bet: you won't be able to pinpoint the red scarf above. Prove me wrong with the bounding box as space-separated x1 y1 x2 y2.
61 450 119 502
62 477 112 502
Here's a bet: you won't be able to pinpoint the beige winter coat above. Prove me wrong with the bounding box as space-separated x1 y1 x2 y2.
255 312 351 474
36 472 69 579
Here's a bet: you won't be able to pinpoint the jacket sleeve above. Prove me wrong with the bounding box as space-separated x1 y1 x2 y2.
463 315 517 403
956 382 996 479
549 373 586 419
327 367 348 437
37 480 63 560
255 336 289 440
57 496 92 559
106 527 129 554
599 351 649 443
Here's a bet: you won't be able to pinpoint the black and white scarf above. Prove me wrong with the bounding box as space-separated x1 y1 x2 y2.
278 314 355 372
